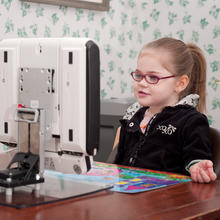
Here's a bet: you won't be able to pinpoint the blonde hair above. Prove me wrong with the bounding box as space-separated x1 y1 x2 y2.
140 37 207 113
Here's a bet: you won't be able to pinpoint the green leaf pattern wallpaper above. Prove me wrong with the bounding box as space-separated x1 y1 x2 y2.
0 0 220 128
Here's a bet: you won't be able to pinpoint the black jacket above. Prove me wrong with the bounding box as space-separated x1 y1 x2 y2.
114 105 212 175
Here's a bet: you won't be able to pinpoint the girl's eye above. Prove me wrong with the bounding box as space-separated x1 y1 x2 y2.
148 75 158 81
135 73 142 79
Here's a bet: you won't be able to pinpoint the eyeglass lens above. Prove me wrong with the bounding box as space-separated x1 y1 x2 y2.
132 72 159 84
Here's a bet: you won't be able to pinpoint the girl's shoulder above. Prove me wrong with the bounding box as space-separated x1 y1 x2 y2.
163 104 207 120
166 105 209 128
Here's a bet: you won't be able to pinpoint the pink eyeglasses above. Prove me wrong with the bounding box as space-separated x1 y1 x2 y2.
131 71 176 84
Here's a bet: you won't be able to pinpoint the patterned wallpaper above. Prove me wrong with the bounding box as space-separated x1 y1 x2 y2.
0 0 219 128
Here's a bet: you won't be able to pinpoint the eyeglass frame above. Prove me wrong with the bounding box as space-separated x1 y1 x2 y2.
131 71 176 84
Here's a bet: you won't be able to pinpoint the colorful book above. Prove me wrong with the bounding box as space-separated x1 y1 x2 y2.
45 162 191 193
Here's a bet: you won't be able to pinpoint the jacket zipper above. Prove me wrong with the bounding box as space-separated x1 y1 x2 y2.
144 114 157 136
129 114 157 165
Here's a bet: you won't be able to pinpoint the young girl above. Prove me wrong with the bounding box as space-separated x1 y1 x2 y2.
114 37 217 183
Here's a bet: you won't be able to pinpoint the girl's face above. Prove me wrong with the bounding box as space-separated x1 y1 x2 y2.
133 49 180 114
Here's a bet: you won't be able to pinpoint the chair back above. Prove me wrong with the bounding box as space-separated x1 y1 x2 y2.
106 145 118 163
210 127 220 179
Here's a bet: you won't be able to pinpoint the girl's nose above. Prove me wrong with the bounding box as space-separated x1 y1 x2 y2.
138 78 148 87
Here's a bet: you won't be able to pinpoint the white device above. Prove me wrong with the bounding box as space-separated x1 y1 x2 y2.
0 38 100 190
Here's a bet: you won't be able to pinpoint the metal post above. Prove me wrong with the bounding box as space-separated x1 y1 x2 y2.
39 109 46 178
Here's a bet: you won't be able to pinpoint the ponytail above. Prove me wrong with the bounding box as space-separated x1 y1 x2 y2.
185 44 207 113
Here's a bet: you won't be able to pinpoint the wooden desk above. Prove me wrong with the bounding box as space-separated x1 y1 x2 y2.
0 180 220 220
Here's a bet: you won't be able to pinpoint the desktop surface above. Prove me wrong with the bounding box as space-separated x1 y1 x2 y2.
0 167 220 220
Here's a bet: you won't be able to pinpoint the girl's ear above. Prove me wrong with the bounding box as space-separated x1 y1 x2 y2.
175 74 189 94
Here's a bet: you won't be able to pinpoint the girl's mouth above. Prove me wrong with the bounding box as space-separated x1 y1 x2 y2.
138 91 150 97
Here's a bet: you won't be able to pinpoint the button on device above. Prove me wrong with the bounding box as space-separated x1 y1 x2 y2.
129 122 134 127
